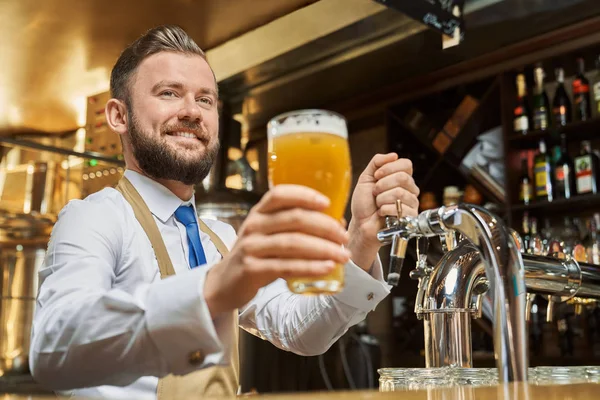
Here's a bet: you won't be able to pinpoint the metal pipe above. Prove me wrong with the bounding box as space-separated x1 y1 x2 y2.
420 244 482 367
522 255 581 297
521 255 600 300
422 244 483 312
378 203 600 383
424 311 472 368
578 262 600 299
435 205 528 383
378 204 529 382
419 246 600 370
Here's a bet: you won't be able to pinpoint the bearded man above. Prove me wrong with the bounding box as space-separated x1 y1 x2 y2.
29 25 420 399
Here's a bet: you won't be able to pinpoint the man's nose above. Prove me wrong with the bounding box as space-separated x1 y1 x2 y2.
177 94 203 122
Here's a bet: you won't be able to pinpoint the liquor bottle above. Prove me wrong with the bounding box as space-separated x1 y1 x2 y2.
589 213 600 265
564 217 587 262
573 58 592 121
529 217 544 255
532 65 550 130
542 218 562 256
554 134 575 199
593 55 600 117
522 211 531 252
534 140 554 202
514 74 530 135
541 218 553 247
575 140 600 195
552 68 572 127
519 156 533 205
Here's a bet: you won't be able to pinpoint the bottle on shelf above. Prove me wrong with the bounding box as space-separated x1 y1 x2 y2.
565 216 587 262
573 57 592 122
532 64 550 131
587 213 600 265
541 218 552 242
554 134 576 199
542 218 560 256
513 73 530 135
552 67 572 127
522 211 531 251
529 217 544 255
593 55 600 118
443 186 462 206
519 155 533 205
574 140 600 195
534 139 554 202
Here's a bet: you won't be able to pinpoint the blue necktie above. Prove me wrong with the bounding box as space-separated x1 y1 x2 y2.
174 205 207 268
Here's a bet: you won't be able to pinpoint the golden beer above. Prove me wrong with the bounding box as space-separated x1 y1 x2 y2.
267 110 351 294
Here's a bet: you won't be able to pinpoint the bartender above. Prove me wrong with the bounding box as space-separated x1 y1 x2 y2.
29 25 420 399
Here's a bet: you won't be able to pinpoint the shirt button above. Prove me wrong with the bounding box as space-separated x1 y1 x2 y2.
188 350 205 365
367 292 374 300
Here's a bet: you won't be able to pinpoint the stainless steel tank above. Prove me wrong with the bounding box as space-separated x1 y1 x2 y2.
0 211 54 375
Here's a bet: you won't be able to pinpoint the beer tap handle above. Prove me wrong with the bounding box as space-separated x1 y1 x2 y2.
387 200 407 286
416 236 429 265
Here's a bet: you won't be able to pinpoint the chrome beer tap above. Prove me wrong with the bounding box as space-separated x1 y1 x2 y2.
378 200 417 286
378 203 600 385
378 204 528 382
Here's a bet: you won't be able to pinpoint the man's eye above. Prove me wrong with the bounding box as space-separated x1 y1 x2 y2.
198 97 213 106
161 91 176 97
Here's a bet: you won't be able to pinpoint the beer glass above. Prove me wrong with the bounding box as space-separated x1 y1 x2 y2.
267 109 352 294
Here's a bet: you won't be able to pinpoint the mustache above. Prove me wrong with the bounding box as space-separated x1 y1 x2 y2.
161 121 209 141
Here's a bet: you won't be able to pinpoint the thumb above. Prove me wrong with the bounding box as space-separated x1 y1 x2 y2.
362 153 398 178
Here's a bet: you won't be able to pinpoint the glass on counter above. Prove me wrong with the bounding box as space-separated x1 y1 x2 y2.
379 366 600 391
532 366 588 385
449 368 497 387
584 366 600 383
378 368 451 391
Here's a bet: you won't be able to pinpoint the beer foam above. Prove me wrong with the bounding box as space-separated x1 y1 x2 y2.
270 110 348 138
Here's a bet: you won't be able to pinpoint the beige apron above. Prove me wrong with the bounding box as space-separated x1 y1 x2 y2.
116 177 239 399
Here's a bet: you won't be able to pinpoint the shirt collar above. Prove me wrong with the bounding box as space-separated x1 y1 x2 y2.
123 170 197 223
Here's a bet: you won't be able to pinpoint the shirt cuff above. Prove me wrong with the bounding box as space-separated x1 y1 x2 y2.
333 254 391 312
145 267 226 376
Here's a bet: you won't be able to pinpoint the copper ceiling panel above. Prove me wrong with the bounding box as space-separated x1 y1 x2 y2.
0 0 318 134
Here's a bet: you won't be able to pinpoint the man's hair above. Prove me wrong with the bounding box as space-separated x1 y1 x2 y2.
110 25 208 104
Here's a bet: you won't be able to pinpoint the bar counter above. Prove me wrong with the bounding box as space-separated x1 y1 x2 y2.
3 383 600 400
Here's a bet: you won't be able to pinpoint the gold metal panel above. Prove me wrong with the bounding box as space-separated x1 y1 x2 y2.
0 0 320 134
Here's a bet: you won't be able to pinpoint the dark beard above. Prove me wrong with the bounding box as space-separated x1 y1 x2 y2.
127 108 219 185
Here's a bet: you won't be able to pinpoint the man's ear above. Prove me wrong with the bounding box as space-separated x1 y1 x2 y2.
105 98 128 137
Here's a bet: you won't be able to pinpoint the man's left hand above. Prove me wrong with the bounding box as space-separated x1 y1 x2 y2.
346 153 420 271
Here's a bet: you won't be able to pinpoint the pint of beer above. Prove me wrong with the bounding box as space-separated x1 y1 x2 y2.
267 109 352 294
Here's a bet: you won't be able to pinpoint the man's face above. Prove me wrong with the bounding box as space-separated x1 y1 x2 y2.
126 51 220 185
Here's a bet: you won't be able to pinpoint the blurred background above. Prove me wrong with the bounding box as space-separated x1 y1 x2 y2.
2 0 600 395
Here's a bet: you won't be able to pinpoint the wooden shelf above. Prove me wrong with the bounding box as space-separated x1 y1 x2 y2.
511 193 600 213
508 117 600 149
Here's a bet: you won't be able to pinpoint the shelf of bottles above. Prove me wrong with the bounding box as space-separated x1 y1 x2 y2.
511 56 600 214
506 52 600 281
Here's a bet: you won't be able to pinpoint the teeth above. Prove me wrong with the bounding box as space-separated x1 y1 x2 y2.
172 132 196 139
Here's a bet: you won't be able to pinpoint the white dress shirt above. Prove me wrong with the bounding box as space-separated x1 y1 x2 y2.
30 170 391 399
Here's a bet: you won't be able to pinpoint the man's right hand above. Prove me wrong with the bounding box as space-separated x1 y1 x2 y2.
203 185 350 317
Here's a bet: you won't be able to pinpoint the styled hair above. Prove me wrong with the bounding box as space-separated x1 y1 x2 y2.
110 25 209 103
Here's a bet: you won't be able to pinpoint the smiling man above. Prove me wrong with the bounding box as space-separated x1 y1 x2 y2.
29 25 420 399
